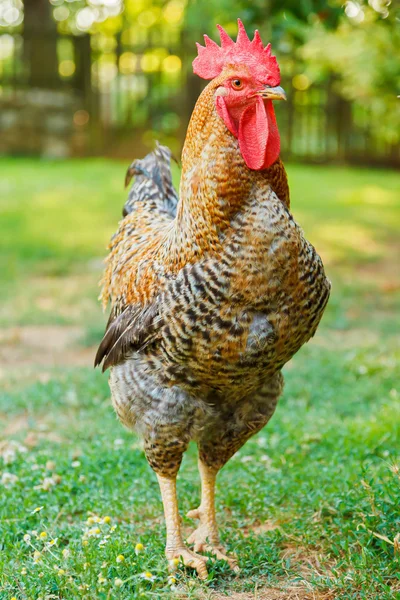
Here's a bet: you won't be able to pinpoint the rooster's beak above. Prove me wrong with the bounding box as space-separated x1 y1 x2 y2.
257 85 287 101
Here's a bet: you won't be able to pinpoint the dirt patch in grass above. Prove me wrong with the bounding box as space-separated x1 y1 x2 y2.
193 543 337 600
0 412 65 445
0 325 96 380
311 327 379 350
281 544 335 582
227 544 335 600
0 325 83 351
351 242 400 292
211 589 334 600
242 519 281 537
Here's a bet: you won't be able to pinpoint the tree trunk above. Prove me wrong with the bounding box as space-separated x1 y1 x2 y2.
23 0 59 88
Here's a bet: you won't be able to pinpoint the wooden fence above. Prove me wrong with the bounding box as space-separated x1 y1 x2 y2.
0 29 398 166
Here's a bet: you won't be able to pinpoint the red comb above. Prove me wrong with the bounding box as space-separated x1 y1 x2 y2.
193 19 280 86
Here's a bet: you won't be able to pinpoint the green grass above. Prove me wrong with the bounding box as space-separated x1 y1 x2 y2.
0 158 399 599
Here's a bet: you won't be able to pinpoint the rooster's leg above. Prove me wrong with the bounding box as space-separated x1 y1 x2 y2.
157 474 209 579
186 460 240 572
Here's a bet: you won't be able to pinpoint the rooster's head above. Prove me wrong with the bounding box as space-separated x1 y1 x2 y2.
193 19 286 170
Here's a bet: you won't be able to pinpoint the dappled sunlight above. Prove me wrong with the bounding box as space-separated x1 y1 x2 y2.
308 222 383 264
342 185 399 207
29 188 116 254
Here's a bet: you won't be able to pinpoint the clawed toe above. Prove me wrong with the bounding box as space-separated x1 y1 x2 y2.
196 542 240 573
186 508 240 573
167 547 209 580
186 508 201 519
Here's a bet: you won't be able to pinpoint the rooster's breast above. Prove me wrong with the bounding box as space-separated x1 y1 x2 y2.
156 191 330 399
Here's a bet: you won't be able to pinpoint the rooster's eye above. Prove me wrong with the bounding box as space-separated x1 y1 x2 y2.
231 79 243 90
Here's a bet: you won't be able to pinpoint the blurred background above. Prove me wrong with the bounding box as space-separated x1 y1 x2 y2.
1 2 400 597
0 0 399 162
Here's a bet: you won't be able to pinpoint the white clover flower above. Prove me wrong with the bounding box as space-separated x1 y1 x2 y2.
141 571 155 582
114 577 124 587
2 448 16 464
31 506 44 514
47 538 58 547
1 441 28 465
1 472 19 487
41 476 57 491
23 533 31 543
168 557 180 572
135 542 144 555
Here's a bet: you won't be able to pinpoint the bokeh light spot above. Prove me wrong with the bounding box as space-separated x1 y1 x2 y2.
141 53 160 73
163 1 184 25
137 9 158 28
292 74 311 91
162 55 181 74
0 35 14 60
76 7 95 31
53 6 69 22
119 52 137 74
3 7 22 26
59 60 75 77
73 110 90 127
345 1 365 22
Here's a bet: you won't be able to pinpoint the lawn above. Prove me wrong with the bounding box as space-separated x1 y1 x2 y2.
0 158 399 600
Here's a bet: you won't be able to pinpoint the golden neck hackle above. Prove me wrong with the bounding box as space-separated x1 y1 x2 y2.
102 78 289 307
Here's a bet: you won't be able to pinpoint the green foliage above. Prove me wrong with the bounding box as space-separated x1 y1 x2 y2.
9 1 398 152
301 1 400 146
0 323 399 597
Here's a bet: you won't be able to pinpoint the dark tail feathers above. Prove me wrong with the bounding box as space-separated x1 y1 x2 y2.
123 142 179 219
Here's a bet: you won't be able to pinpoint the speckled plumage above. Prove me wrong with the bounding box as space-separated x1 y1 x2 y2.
96 61 330 576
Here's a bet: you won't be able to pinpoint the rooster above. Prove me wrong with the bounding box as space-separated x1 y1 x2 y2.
95 20 330 579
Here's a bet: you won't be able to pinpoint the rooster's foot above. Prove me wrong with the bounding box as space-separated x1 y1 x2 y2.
186 508 240 573
167 546 209 580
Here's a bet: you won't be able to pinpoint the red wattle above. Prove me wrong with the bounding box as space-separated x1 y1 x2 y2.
262 101 280 169
217 96 280 171
215 95 238 137
238 96 268 170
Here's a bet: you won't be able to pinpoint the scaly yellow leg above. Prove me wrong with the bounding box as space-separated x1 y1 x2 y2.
186 460 240 572
156 474 209 579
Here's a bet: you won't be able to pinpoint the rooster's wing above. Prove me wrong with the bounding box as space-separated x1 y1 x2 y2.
95 143 178 371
